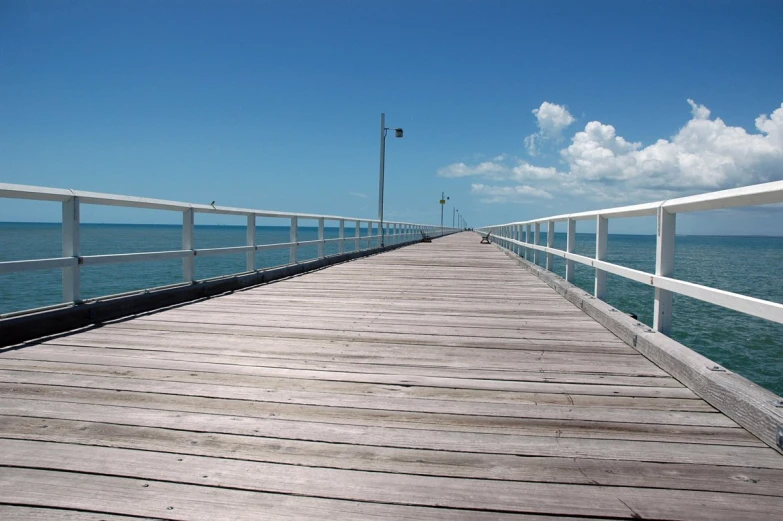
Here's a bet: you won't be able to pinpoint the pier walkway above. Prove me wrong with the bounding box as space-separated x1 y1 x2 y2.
1 232 782 520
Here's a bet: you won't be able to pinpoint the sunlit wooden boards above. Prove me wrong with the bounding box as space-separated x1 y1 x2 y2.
1 232 782 520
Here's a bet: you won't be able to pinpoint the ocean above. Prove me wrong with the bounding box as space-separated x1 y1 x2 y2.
1 222 781 396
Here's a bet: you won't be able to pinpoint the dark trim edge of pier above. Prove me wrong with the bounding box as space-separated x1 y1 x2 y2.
492 238 783 455
0 235 440 349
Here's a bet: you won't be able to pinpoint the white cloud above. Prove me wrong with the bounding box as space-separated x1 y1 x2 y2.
436 161 508 178
437 159 559 182
471 183 553 203
561 101 783 193
511 163 560 181
440 100 783 205
524 101 576 155
534 101 576 136
687 98 711 120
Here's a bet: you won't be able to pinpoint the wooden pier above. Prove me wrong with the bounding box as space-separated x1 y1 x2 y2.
1 232 782 520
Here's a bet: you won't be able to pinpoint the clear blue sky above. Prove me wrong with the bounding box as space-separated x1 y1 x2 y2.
1 0 782 233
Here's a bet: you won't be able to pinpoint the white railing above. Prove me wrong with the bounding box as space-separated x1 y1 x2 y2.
477 181 783 335
0 183 456 314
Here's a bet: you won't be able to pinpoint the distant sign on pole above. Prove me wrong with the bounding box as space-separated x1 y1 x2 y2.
440 199 446 204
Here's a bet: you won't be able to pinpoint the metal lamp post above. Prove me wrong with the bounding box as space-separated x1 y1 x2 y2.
440 191 449 235
379 113 403 247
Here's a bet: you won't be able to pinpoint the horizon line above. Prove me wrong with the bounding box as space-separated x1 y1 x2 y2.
1 221 782 238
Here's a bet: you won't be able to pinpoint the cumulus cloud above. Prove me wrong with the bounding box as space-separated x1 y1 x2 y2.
436 161 508 179
561 101 783 193
524 101 576 155
437 160 560 186
439 100 783 204
471 183 553 203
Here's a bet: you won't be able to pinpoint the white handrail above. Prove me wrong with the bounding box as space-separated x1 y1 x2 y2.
477 181 783 334
0 183 458 315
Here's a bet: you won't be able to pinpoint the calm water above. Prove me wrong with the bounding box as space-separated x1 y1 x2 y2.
1 223 781 395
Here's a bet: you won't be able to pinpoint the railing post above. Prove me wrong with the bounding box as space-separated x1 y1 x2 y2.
534 223 541 264
317 217 325 258
525 224 531 261
595 215 608 299
62 196 81 303
182 208 195 283
510 225 515 253
338 219 345 254
289 216 298 264
566 218 576 283
546 220 555 270
246 214 256 271
355 220 361 250
517 224 523 256
654 207 676 334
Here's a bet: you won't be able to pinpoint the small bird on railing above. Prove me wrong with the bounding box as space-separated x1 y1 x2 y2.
210 201 215 208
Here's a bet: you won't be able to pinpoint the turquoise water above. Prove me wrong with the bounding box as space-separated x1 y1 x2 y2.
0 222 370 311
1 223 781 395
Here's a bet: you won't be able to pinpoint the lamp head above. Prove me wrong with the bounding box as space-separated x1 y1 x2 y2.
395 128 403 138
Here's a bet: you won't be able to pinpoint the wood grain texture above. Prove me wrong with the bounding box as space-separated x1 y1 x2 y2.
502 244 783 455
1 232 782 520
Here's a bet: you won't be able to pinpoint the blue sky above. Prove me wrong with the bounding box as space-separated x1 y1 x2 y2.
1 0 782 234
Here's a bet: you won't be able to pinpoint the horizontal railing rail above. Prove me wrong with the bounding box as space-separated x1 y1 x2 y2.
477 180 783 334
0 183 458 316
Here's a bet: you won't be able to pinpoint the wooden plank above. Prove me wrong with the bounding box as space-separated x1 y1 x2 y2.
2 416 776 496
1 400 773 467
105 321 658 354
153 307 610 332
0 385 759 445
42 326 640 355
515 246 783 455
22 341 680 386
2 232 782 519
0 467 546 521
0 371 730 425
0 506 152 521
127 315 621 343
0 359 704 408
2 347 697 398
2 453 782 520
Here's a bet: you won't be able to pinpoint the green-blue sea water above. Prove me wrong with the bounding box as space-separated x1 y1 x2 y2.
1 223 781 395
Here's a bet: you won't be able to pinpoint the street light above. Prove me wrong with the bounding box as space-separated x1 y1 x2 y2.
440 191 449 235
379 113 403 247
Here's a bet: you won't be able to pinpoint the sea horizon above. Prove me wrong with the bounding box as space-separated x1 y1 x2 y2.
2 221 782 238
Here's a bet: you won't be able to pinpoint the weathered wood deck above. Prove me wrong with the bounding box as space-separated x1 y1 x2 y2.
1 232 782 520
